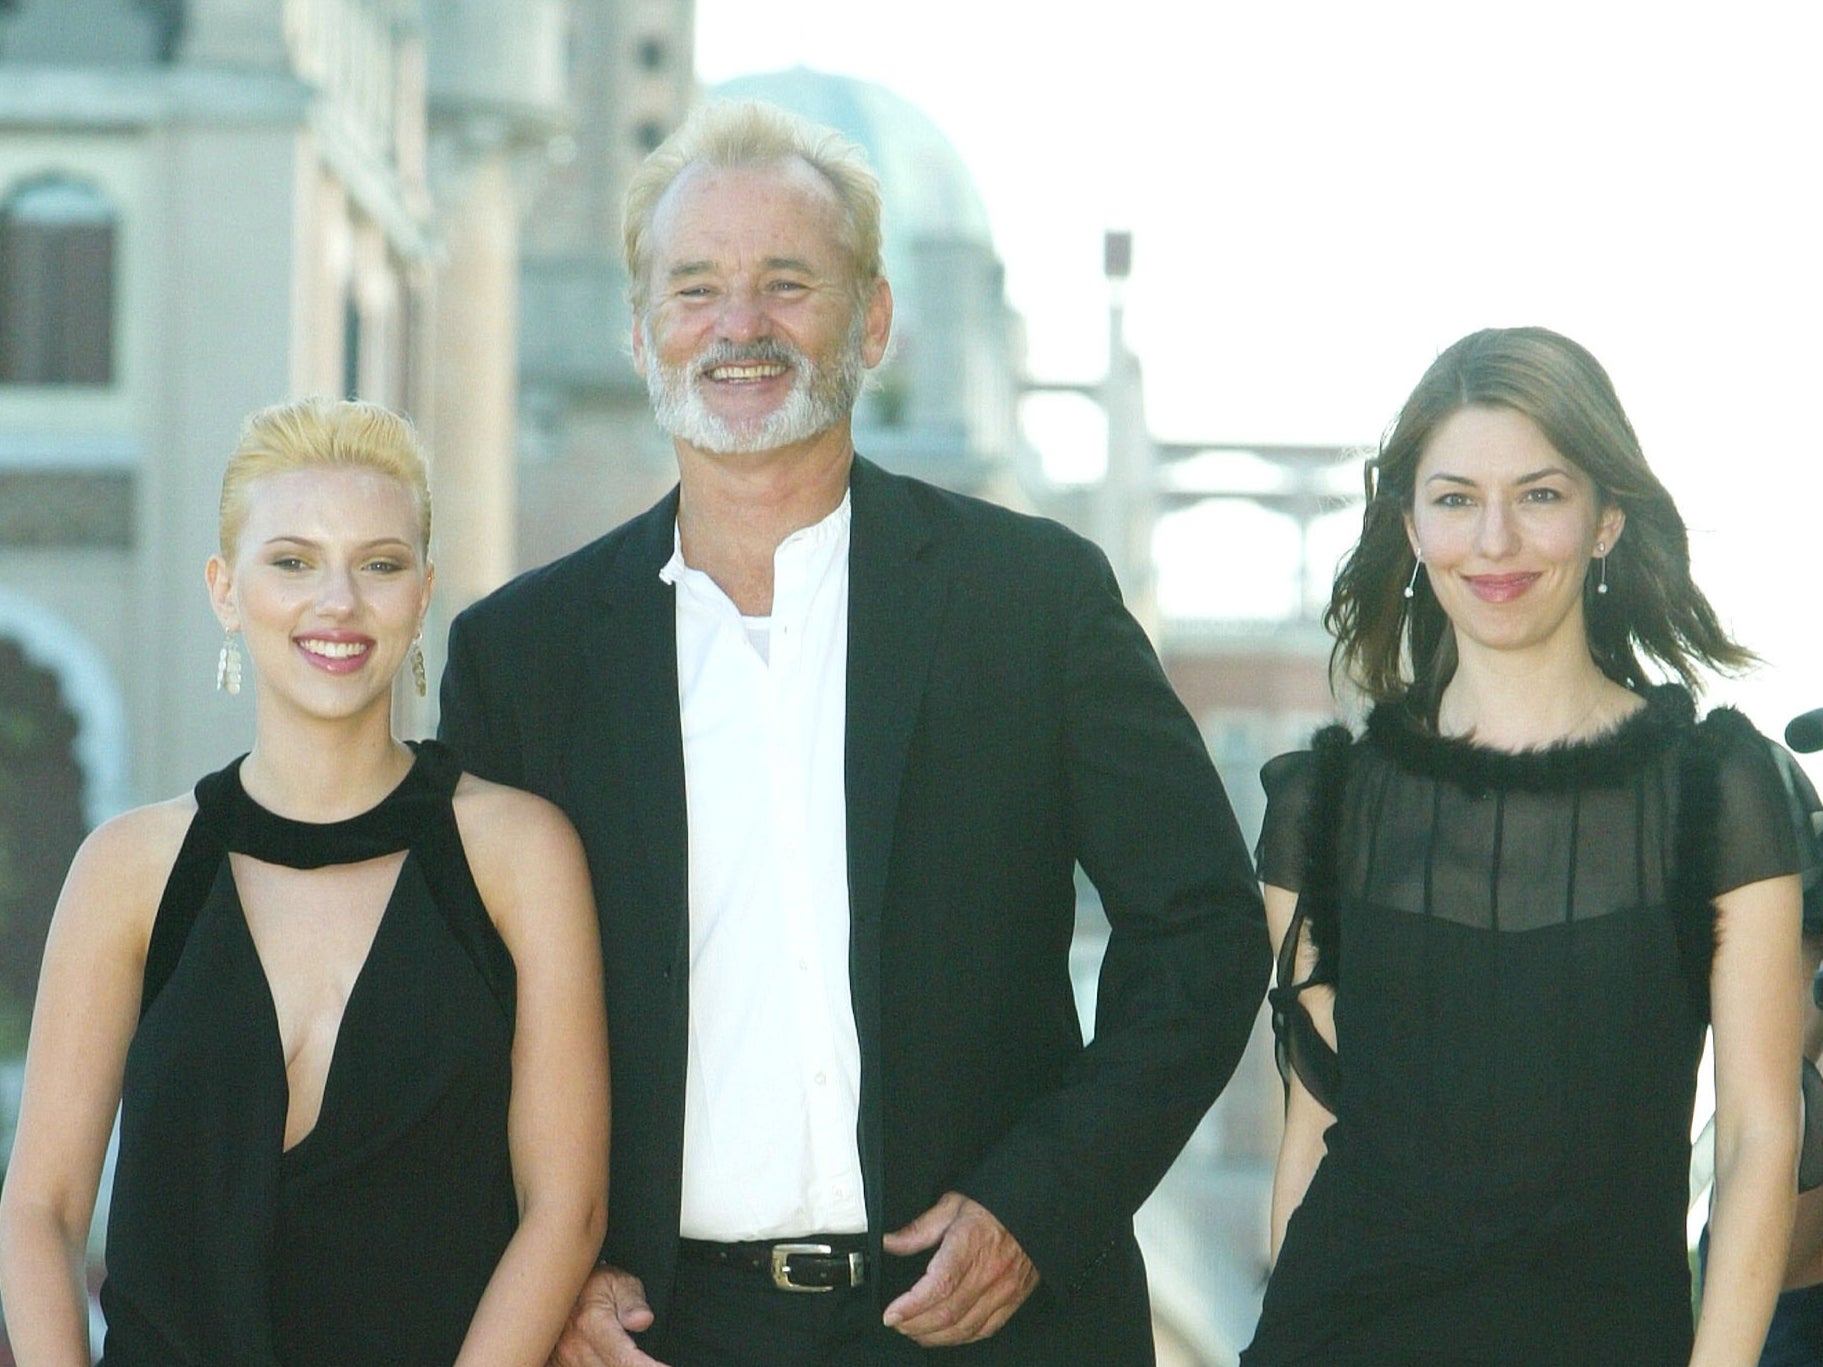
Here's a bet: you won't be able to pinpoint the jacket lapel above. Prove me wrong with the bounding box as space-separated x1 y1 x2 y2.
844 458 946 923
844 457 947 1232
567 490 690 962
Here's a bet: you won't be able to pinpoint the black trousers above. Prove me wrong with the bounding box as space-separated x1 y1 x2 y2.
643 1243 1159 1366
646 1256 929 1367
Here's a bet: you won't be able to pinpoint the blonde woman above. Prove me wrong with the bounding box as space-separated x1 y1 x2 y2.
0 399 608 1366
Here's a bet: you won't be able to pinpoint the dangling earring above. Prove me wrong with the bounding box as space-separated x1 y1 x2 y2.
410 636 427 698
216 630 243 695
1404 556 1422 600
1594 542 1609 596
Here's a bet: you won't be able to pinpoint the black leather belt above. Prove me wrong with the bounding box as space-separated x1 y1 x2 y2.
678 1235 869 1292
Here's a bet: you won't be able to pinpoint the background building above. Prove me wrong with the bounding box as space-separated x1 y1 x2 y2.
513 0 696 570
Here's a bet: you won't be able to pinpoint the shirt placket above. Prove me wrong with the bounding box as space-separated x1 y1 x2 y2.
769 541 852 1221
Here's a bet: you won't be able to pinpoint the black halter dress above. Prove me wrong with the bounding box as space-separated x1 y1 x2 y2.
1243 687 1799 1366
97 740 518 1366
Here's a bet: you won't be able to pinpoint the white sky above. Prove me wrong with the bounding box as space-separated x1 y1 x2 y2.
695 2 1823 736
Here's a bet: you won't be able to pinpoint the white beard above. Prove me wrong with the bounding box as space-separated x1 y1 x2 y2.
643 318 865 455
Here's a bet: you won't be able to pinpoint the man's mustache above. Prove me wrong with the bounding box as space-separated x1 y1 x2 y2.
691 338 804 375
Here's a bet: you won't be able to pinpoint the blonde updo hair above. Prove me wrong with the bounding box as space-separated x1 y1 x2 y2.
219 397 431 560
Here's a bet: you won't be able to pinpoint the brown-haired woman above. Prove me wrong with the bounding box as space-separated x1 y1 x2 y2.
0 399 608 1365
1243 328 1801 1366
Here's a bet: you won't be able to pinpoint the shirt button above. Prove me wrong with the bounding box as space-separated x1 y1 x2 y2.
814 1071 827 1086
798 958 809 972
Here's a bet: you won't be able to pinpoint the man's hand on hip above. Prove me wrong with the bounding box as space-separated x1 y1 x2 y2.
548 1264 667 1367
881 1192 1040 1346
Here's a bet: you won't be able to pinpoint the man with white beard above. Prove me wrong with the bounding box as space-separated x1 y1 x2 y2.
440 99 1268 1367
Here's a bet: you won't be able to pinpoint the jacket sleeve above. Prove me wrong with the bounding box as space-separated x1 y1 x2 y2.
955 538 1271 1292
437 601 526 788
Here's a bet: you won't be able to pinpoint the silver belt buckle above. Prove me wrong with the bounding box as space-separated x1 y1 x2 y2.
769 1241 852 1293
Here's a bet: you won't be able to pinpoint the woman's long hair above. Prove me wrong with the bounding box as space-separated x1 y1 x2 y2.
1326 327 1752 713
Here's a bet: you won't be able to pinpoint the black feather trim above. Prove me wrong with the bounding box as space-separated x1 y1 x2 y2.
1364 683 1693 797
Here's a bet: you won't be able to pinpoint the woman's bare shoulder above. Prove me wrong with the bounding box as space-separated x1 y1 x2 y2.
81 793 195 874
58 792 199 939
449 774 591 930
448 776 583 882
450 773 580 851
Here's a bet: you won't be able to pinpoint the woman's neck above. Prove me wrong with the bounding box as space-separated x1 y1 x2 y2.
237 703 415 822
1436 647 1643 751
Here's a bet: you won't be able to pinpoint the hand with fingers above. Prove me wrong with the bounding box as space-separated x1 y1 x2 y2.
881 1192 1039 1347
548 1265 669 1367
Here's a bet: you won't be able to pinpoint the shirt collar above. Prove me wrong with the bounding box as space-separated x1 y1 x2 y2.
659 490 853 587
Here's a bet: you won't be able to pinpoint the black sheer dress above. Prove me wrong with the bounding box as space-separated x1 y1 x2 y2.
97 740 519 1367
1243 686 1798 1367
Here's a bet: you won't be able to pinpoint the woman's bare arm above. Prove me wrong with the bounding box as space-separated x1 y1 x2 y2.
1695 872 1802 1367
0 801 188 1366
453 780 610 1367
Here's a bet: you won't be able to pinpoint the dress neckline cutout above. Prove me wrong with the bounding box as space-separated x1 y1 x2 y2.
202 740 456 869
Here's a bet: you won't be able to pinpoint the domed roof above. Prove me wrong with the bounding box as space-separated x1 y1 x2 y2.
711 67 996 257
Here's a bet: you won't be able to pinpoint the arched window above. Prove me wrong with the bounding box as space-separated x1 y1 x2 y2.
0 175 117 385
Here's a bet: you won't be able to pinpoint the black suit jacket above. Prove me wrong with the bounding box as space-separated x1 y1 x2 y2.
440 457 1268 1363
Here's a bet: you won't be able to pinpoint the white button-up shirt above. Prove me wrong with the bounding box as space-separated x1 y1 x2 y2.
662 494 867 1240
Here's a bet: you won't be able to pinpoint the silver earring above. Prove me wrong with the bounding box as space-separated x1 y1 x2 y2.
1594 542 1609 595
1404 556 1422 600
410 637 427 698
216 630 242 695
